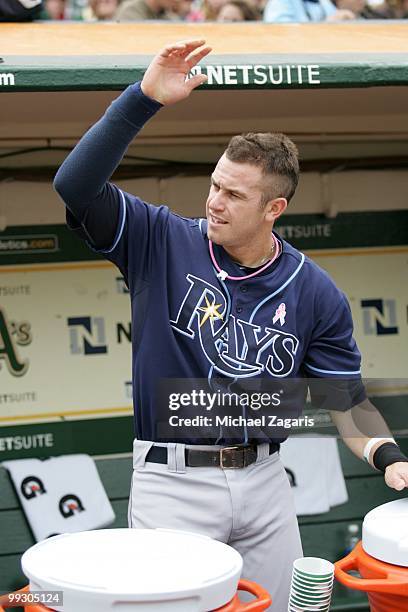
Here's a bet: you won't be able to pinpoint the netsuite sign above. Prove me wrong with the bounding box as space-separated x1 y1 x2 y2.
189 64 321 87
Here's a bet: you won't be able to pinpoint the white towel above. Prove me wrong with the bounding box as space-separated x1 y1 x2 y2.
280 436 348 515
2 454 115 541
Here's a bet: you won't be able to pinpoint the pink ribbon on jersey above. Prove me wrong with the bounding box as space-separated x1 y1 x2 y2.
273 303 286 325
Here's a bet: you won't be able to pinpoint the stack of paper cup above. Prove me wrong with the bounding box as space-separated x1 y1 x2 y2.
288 557 334 611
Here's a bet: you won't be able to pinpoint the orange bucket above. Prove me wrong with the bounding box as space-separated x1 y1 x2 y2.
335 541 408 612
0 579 271 611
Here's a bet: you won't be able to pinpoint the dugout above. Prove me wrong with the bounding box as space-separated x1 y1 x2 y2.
0 22 408 610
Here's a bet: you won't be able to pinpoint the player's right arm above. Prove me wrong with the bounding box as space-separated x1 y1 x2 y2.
53 40 210 250
140 39 210 105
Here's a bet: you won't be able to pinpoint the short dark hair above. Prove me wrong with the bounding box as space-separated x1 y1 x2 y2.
225 132 300 204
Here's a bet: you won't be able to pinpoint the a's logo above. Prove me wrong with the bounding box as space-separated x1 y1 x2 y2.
273 303 286 326
171 275 298 378
21 476 47 500
0 307 32 376
67 316 107 355
361 299 399 335
59 494 85 518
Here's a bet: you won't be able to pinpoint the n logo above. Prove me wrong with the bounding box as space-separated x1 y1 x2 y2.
0 307 31 376
67 316 107 355
361 299 399 335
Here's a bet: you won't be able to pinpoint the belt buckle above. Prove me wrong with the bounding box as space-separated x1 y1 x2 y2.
220 446 244 469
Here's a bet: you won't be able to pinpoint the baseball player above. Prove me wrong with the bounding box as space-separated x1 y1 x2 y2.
54 40 408 611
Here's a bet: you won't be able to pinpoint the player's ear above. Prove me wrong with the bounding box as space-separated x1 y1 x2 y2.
264 197 287 224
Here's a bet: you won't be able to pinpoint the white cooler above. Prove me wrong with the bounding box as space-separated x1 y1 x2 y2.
21 528 243 612
335 498 408 612
362 497 408 566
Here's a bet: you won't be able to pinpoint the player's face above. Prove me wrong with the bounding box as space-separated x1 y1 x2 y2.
206 154 270 248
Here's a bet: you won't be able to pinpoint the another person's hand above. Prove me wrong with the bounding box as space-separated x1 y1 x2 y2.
141 39 211 105
384 462 408 491
326 8 356 19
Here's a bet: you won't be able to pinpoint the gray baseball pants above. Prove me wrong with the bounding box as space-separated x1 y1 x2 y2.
128 440 303 612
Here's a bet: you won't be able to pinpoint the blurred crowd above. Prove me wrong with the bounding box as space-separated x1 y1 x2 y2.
1 0 407 24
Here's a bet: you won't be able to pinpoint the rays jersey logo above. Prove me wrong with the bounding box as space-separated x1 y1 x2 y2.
171 275 299 378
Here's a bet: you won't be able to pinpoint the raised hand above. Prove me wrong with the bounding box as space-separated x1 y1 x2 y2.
141 40 212 106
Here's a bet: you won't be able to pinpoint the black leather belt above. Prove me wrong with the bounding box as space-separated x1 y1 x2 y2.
145 443 279 469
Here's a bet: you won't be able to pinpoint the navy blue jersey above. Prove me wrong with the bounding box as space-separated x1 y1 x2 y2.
54 83 365 444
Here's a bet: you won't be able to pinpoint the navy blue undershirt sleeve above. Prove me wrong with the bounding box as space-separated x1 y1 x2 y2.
53 82 162 249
